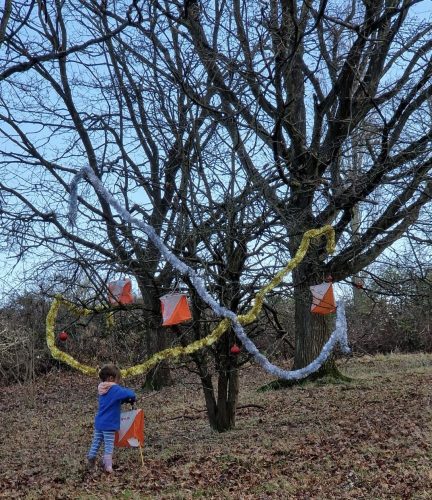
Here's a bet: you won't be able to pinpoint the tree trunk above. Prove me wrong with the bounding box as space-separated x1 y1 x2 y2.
143 327 173 390
293 279 337 377
185 228 244 431
142 292 173 390
194 329 239 432
293 279 332 369
263 261 342 392
198 368 218 425
194 350 239 432
261 238 351 392
214 338 239 432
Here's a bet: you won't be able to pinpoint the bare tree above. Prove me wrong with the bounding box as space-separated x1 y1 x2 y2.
0 0 215 389
177 158 281 430
149 0 432 377
0 0 280 430
0 0 12 47
1 0 432 430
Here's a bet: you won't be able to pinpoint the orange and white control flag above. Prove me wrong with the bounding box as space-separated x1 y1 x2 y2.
160 293 192 326
310 282 336 315
114 409 144 448
108 279 134 305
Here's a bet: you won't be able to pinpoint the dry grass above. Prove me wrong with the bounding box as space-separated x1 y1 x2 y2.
1 353 432 499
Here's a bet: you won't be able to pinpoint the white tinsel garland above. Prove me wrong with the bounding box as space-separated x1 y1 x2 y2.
68 166 350 380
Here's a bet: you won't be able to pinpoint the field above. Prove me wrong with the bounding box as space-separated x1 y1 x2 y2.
1 353 432 499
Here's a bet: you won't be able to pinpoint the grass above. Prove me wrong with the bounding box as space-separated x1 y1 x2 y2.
1 352 432 499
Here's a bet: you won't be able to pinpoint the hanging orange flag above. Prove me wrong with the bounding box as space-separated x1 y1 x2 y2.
160 293 192 326
108 279 134 305
114 409 144 448
310 282 336 314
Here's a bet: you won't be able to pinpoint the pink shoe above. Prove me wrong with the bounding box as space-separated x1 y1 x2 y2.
103 454 113 473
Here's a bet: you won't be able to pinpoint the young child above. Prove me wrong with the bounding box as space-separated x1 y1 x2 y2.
87 364 136 473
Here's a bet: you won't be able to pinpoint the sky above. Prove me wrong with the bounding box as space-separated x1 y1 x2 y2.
1 0 432 306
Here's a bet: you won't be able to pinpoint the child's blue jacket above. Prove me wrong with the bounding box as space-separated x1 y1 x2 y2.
95 385 136 431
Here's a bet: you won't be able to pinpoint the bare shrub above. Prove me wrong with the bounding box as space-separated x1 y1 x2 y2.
0 294 52 385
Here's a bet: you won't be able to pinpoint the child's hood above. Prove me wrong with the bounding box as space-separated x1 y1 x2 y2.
98 382 117 395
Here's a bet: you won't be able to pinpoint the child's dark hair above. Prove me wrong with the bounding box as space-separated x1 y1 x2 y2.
99 364 121 381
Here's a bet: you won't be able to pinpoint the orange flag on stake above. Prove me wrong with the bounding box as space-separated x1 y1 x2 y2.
108 279 134 305
160 293 192 326
114 409 144 448
310 282 336 315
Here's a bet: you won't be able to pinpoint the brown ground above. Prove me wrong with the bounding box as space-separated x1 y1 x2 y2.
1 353 431 499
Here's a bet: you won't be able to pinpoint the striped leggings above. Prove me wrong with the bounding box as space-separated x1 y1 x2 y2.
88 429 115 458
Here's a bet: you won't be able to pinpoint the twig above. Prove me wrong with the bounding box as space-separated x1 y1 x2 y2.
161 403 266 422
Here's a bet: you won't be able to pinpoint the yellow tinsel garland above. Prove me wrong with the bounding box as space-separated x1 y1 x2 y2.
46 296 98 376
46 225 335 378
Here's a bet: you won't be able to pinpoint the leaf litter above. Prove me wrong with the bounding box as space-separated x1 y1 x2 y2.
1 353 431 499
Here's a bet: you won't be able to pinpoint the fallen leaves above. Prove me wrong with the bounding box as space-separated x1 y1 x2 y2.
1 353 432 499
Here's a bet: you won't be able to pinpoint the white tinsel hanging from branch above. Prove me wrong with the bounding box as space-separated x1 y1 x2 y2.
67 167 350 380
